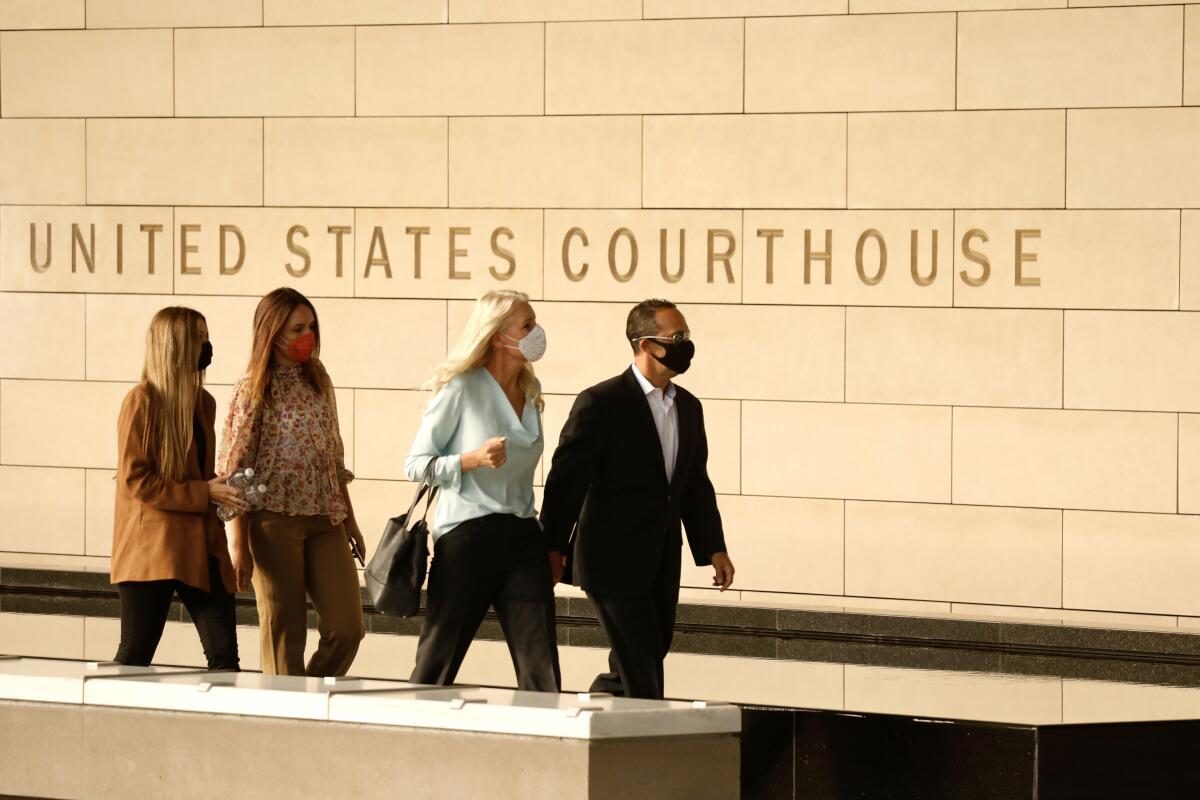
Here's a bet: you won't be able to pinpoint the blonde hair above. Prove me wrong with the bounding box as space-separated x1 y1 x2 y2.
428 290 544 412
141 306 207 482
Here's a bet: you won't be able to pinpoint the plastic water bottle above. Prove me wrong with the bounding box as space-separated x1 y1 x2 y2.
217 468 267 522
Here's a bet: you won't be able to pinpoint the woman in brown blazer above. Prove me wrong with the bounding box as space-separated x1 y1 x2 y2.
112 306 248 669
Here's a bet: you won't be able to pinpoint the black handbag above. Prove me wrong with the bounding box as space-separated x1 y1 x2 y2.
364 472 438 618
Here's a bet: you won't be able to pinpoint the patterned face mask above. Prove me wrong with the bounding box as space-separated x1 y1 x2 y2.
503 324 547 363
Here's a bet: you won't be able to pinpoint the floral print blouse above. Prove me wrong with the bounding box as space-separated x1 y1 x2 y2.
217 360 354 525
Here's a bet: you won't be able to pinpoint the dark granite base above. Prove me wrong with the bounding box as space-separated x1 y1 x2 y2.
7 564 1200 686
741 706 1200 800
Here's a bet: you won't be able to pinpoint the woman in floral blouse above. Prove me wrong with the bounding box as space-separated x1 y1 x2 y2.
217 287 365 676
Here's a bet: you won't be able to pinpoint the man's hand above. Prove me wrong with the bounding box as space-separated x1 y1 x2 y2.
711 552 735 591
549 550 566 585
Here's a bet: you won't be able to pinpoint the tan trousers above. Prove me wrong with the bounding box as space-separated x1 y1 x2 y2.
246 510 365 677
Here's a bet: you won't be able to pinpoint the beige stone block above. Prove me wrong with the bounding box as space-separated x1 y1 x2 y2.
845 665 1062 725
448 300 629 396
1068 108 1200 208
350 632 419 680
176 27 353 117
264 0 445 25
358 24 541 116
747 14 954 113
544 210 741 304
348 478 420 560
87 0 261 27
0 379 132 469
683 495 843 596
1178 414 1200 514
647 0 845 16
0 30 171 117
1065 311 1200 412
0 0 82 29
547 19 741 115
450 116 640 209
955 210 1179 310
85 294 259 385
695 400 739 496
745 592 953 614
0 553 107 570
951 603 1178 630
1063 680 1200 725
83 617 263 670
174 208 356 298
852 0 1062 8
87 119 262 206
953 407 1177 512
0 293 84 379
558 645 616 693
846 307 1062 408
1189 6 1200 106
677 586 744 606
453 0 639 22
742 402 952 503
849 111 1065 209
1064 510 1200 616
84 469 116 557
315 298 446 389
644 114 846 209
666 652 843 707
354 391 430 481
1073 0 1193 6
456 639 541 688
265 118 446 208
0 613 83 659
0 206 174 294
0 467 84 555
1181 210 1200 310
0 120 84 204
680 304 844 402
845 501 1061 607
743 211 955 307
355 209 542 299
958 6 1182 109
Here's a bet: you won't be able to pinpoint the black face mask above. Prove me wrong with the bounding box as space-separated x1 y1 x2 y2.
651 339 695 375
198 341 213 372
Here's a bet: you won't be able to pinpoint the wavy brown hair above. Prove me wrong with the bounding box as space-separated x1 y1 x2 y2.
244 287 331 408
141 306 207 481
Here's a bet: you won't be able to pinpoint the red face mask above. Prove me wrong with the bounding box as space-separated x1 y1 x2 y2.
282 331 316 363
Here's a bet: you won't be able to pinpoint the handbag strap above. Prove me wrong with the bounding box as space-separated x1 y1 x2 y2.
403 459 440 525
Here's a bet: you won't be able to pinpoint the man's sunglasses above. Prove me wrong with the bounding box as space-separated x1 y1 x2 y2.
631 331 692 345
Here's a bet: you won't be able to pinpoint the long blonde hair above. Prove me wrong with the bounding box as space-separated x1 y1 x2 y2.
141 306 206 482
429 290 544 412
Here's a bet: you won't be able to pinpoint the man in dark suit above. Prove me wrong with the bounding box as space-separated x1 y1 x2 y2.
541 298 735 700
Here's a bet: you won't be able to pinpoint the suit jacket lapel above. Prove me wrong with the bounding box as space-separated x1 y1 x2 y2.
669 392 696 495
621 368 669 486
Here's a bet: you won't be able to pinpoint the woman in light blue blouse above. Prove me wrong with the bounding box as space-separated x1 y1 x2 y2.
404 290 561 690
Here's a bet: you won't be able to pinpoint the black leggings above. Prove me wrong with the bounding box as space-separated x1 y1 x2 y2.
114 557 239 671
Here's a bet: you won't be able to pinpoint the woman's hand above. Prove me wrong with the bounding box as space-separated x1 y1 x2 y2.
228 519 254 592
230 543 254 592
208 475 249 512
462 436 508 471
347 519 368 564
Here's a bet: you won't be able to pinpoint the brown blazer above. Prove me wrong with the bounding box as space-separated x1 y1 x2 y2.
111 384 235 593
